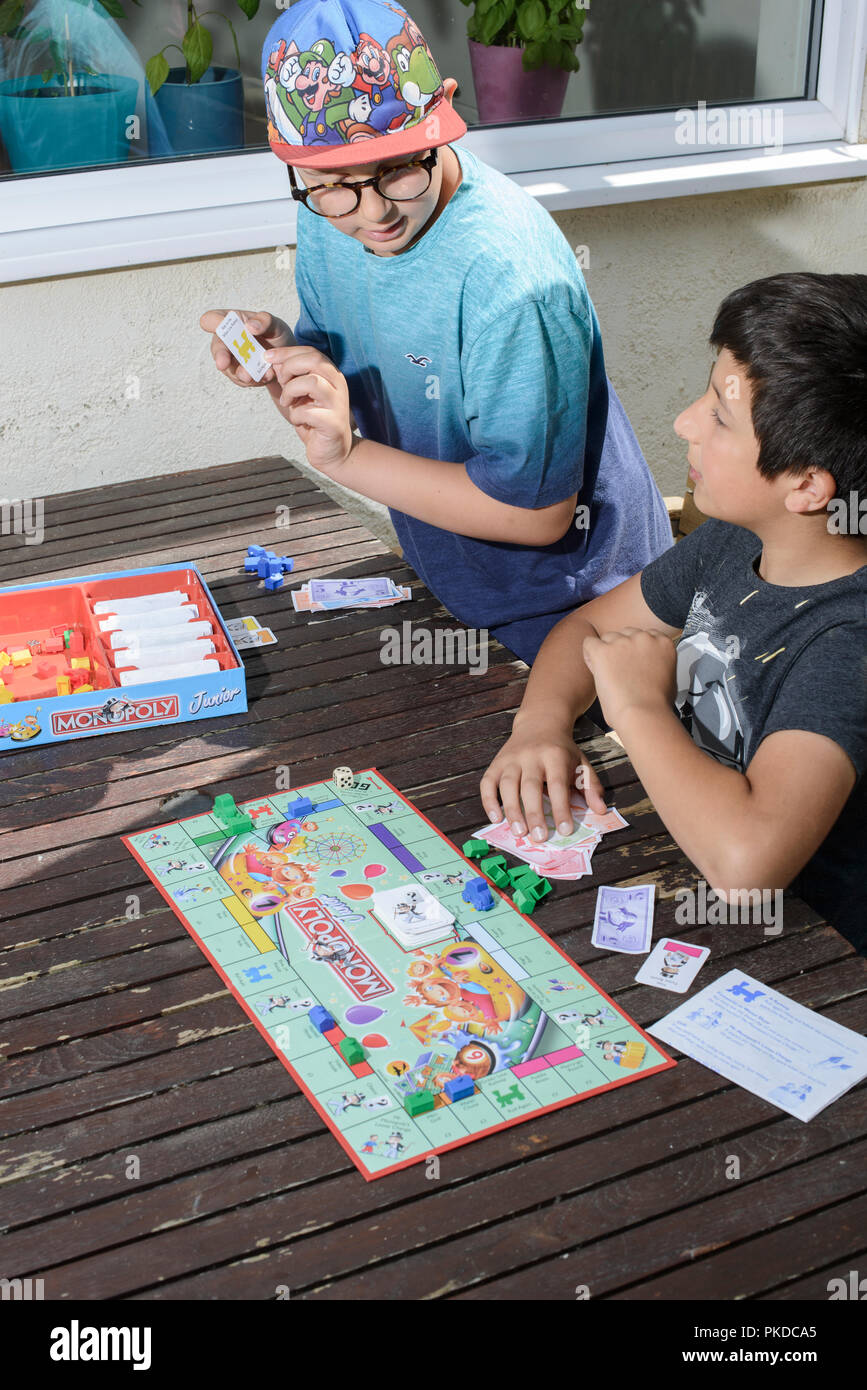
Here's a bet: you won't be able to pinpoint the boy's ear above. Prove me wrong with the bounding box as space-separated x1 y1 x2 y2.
784 467 838 515
442 77 459 105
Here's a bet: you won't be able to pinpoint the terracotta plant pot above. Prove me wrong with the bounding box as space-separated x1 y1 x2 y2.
468 39 573 123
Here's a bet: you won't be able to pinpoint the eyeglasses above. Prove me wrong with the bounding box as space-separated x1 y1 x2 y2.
288 149 438 218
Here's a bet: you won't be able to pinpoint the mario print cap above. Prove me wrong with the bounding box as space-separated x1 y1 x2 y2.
262 0 467 169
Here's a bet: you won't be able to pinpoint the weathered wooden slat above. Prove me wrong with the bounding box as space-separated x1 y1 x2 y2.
0 484 354 569
612 1190 867 1300
446 1128 867 1304
1 457 298 526
764 1257 867 1300
2 511 387 585
128 1035 867 1299
5 468 329 536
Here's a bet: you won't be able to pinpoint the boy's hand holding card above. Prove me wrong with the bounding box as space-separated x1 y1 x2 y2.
479 724 608 842
201 308 294 386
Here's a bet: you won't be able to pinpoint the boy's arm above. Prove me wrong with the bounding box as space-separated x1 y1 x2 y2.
267 294 593 545
612 708 856 895
480 573 682 835
581 621 858 894
336 438 577 545
263 345 577 542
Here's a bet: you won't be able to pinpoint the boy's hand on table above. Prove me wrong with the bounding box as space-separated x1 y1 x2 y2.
582 628 678 730
264 344 354 474
480 722 607 842
200 309 292 386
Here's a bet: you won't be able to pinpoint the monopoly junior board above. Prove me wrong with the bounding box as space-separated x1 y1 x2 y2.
123 770 675 1180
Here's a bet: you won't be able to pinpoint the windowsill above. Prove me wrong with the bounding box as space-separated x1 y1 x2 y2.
511 139 867 208
1 135 865 284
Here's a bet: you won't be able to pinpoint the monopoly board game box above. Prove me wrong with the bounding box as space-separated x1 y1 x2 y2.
0 563 246 753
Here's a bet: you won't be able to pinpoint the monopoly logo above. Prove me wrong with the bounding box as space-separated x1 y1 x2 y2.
290 899 393 1000
51 694 179 735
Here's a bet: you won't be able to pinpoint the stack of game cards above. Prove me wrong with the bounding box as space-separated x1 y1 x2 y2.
224 615 277 650
474 788 629 881
371 885 456 949
292 577 411 612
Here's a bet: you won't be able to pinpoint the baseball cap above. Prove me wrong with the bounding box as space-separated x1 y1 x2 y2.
261 0 467 169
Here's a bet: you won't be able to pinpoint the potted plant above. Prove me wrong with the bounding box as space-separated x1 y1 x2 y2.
144 0 258 157
0 0 141 173
459 0 586 125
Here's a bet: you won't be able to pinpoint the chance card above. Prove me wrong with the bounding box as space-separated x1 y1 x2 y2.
215 311 272 383
635 938 710 992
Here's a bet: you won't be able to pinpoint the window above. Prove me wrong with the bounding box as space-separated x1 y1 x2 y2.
0 0 270 177
1 0 865 279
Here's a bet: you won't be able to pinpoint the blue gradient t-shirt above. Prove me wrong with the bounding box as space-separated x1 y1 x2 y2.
293 145 673 663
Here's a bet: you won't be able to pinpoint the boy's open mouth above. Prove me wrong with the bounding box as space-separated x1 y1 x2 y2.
365 216 406 241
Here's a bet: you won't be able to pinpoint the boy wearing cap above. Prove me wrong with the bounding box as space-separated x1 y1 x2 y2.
202 0 673 665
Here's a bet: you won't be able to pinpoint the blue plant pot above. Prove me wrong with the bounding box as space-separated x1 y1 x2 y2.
0 72 139 174
154 66 244 156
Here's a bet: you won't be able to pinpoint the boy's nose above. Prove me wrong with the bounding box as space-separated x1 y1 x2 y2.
674 403 699 441
359 184 395 220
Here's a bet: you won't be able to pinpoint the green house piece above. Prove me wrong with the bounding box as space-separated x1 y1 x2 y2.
340 1037 365 1065
462 838 490 859
404 1090 435 1116
212 794 253 835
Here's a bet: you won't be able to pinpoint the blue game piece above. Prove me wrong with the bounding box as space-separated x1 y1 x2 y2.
244 556 261 573
256 552 278 578
309 1005 336 1033
247 545 266 557
444 1075 474 1102
264 576 283 591
461 876 494 911
285 796 313 817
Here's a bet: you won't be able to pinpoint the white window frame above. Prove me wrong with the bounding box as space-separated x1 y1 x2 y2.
1 0 865 283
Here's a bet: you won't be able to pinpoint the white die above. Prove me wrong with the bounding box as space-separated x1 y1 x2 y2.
332 766 354 789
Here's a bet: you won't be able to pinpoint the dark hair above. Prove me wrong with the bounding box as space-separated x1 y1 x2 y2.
710 273 867 497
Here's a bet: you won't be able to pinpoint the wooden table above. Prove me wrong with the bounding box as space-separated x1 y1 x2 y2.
1 457 865 1303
